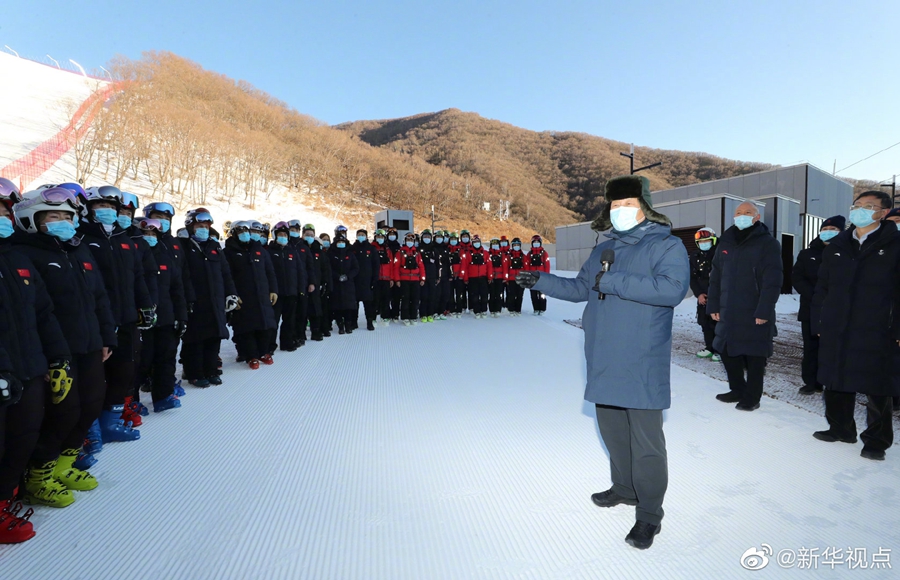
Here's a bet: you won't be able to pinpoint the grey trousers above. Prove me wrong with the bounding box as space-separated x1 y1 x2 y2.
595 404 668 526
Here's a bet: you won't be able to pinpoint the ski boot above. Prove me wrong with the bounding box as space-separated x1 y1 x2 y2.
189 378 210 388
99 407 141 442
248 359 260 370
207 375 223 386
0 499 35 544
139 376 152 393
367 319 375 331
84 419 103 454
122 396 148 427
53 449 98 491
173 379 186 397
24 460 75 508
73 448 97 470
153 394 182 413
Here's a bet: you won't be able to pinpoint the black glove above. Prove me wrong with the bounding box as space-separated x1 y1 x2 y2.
515 271 540 289
0 371 24 408
338 274 348 282
174 320 187 338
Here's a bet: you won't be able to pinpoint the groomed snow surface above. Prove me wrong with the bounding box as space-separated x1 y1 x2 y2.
2 275 898 579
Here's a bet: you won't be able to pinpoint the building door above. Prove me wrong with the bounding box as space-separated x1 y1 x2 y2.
781 234 794 294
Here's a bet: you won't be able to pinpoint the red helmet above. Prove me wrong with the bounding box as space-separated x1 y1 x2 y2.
531 234 542 243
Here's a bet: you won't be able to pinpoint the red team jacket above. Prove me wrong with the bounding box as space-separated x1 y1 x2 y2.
372 242 395 281
506 249 527 281
524 247 551 273
463 246 493 282
447 244 467 278
487 249 508 281
392 245 426 282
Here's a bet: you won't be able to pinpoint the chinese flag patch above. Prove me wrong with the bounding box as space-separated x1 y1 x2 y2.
173 245 180 250
121 243 131 250
160 264 168 271
83 262 93 271
211 250 218 255
17 268 31 278
256 251 261 256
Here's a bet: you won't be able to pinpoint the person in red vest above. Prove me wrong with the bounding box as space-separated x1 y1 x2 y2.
505 237 527 316
464 235 493 319
525 234 551 315
487 237 508 318
392 232 425 326
371 229 395 326
447 232 467 318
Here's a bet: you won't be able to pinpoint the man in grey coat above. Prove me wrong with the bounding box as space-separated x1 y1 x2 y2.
517 175 690 550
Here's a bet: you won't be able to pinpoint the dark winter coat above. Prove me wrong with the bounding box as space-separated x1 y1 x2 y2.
224 237 278 333
183 238 237 342
128 228 159 307
308 240 331 315
707 222 783 358
350 240 379 301
147 242 188 327
328 246 360 310
689 246 716 326
419 243 441 282
791 237 826 322
811 223 900 396
0 240 70 381
13 231 117 354
533 221 690 410
293 239 322 316
77 221 153 326
267 241 302 298
435 244 451 281
158 232 196 305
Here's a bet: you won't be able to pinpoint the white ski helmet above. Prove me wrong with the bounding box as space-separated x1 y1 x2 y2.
13 187 80 234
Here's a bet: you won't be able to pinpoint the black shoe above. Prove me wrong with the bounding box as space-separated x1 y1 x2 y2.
338 326 346 335
735 402 760 411
207 375 223 386
215 368 223 376
798 385 819 395
861 447 886 461
591 489 638 508
625 521 661 550
346 327 353 334
715 391 741 403
813 430 858 444
280 345 297 352
367 320 375 331
322 330 332 338
311 334 324 342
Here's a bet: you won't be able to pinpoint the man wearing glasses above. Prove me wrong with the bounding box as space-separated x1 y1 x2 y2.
811 190 900 461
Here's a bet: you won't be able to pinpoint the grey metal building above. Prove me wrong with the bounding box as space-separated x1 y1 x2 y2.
555 163 853 292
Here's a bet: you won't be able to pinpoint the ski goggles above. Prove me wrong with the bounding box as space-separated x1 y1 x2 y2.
85 185 123 203
145 201 175 216
15 187 80 211
335 225 348 233
273 221 290 231
287 219 303 228
191 212 213 223
230 222 251 233
303 223 315 231
120 192 140 210
137 218 162 232
694 230 717 243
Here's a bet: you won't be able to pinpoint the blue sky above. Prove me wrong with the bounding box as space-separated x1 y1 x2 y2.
3 0 898 182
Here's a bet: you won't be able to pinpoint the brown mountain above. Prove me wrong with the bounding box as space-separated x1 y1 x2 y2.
338 109 775 238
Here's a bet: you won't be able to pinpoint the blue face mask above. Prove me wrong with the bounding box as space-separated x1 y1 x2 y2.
45 220 77 242
336 242 346 249
388 235 397 242
819 230 839 242
143 235 158 247
321 240 331 248
357 235 367 243
375 238 385 245
117 215 133 230
0 216 14 238
849 207 877 229
304 236 315 244
500 242 508 248
406 241 414 248
512 245 521 251
461 237 470 243
532 242 541 248
491 244 500 251
93 208 118 225
277 236 288 246
698 241 713 251
158 219 171 233
210 237 219 243
193 228 210 241
435 237 444 244
250 233 262 242
422 237 432 244
473 242 481 249
238 232 251 243
450 239 458 246
734 215 755 230
289 231 300 238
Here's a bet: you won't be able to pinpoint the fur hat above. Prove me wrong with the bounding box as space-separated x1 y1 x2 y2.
591 175 672 232
821 215 846 230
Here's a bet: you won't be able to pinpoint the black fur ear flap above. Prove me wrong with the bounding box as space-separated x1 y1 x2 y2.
605 175 645 202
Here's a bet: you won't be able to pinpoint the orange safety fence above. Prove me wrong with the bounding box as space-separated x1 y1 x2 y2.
0 82 120 190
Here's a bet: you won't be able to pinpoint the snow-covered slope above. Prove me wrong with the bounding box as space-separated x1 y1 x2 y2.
1 284 896 578
0 52 360 233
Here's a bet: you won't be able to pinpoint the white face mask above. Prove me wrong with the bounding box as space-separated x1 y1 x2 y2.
610 206 641 231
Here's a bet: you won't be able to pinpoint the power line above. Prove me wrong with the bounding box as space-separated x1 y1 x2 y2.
836 140 900 174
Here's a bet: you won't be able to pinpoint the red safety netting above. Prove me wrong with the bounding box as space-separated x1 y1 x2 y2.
0 83 119 190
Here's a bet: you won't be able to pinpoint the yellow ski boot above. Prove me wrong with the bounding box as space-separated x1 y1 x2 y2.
24 460 75 508
53 449 98 491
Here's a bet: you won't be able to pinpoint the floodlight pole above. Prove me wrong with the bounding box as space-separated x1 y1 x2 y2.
69 59 87 77
880 175 897 207
619 143 661 174
46 55 60 69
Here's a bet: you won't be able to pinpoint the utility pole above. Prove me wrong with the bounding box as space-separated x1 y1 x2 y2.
620 143 661 174
879 175 897 207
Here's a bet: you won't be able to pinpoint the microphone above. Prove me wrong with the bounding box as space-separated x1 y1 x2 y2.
597 249 615 300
